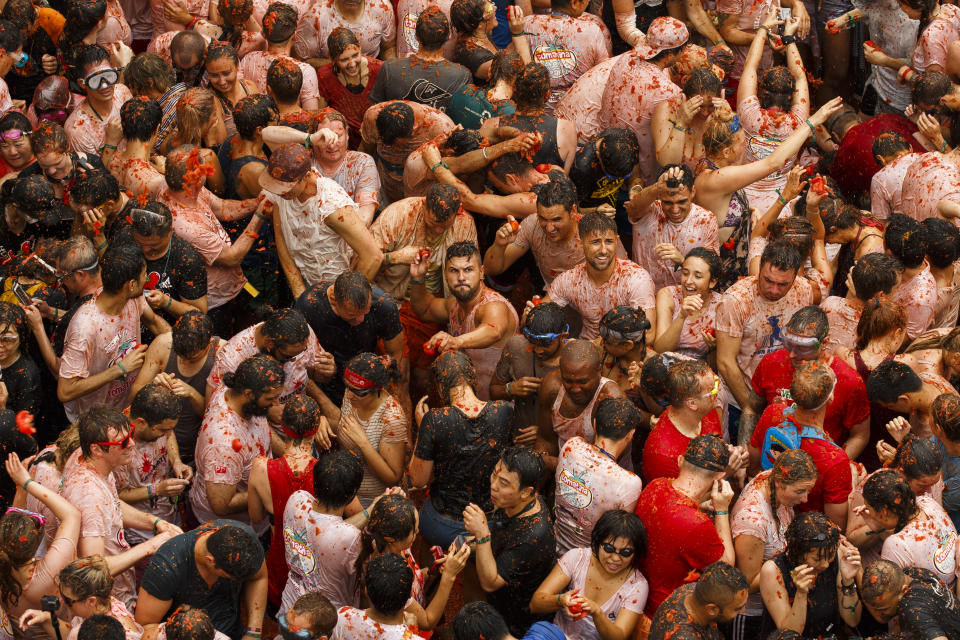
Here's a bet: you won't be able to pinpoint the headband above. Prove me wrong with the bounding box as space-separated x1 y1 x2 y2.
279 422 317 440
344 367 378 390
729 115 741 134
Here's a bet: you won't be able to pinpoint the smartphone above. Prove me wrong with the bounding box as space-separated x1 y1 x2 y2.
11 282 31 306
779 7 792 20
454 534 468 550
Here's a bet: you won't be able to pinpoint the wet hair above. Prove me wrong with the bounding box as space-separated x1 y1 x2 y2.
702 108 738 156
639 353 687 407
57 235 98 275
312 449 363 508
656 163 695 189
262 2 298 42
445 129 483 156
415 6 449 49
69 168 120 208
1 0 34 33
863 469 918 531
786 305 829 341
823 104 861 143
759 240 804 273
872 130 912 163
855 296 906 350
512 63 550 112
171 30 207 69
375 102 414 145
58 0 104 52
600 306 650 347
74 43 110 82
29 120 67 155
130 383 180 427
0 302 26 345
354 494 416 581
885 213 927 268
279 394 322 443
174 88 217 147
344 352 400 389
790 361 835 410
59 556 112 606
591 509 646 569
820 203 867 235
578 210 617 238
524 301 566 335
933 393 960 442
451 0 486 33
129 200 172 237
218 0 254 49
861 559 906 602
289 593 338 637
851 253 902 301
445 240 480 264
911 68 952 109
891 433 942 481
769 449 817 533
267 58 302 104
166 606 216 640
426 183 462 221
124 53 175 96
77 406 130 457
490 152 535 182
0 112 30 136
223 353 285 396
768 216 814 259
905 325 960 355
0 509 42 605
233 94 277 140
866 360 923 405
784 511 839 565
332 271 373 310
666 359 710 406
207 524 264 580
921 217 960 268
490 51 523 86
684 247 721 283
595 396 641 441
692 562 749 607
454 602 510 640
262 308 309 349
78 615 123 640
327 27 360 62
431 350 477 401
205 41 239 69
499 446 542 491
683 67 722 97
100 243 145 295
172 311 213 356
121 97 163 142
316 108 348 131
598 129 639 178
365 553 413 616
758 66 795 111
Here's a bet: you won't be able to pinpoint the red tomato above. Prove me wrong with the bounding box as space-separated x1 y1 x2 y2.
231 438 243 452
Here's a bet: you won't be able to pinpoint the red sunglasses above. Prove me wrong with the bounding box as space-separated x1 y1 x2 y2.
92 426 133 449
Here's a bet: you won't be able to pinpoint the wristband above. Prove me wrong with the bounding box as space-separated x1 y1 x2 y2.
95 239 108 251
482 146 489 160
941 140 948 153
165 296 173 310
152 518 160 534
117 362 127 375
506 382 512 395
557 593 563 606
512 30 534 36
780 34 795 45
304 133 311 149
22 478 32 490
804 119 816 142
384 252 392 266
775 189 788 205
476 535 491 544
246 628 262 633
362 507 369 519
245 634 262 639
409 278 425 285
254 210 266 220
714 510 729 516
430 160 449 172
186 16 198 29
99 144 117 152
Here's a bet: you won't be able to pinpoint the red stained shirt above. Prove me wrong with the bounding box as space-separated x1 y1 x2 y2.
830 114 923 197
641 408 722 484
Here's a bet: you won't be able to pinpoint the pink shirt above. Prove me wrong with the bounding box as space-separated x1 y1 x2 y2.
149 0 207 37
738 95 808 214
331 607 415 640
207 322 322 401
395 0 456 59
892 265 937 340
547 258 656 339
600 54 682 184
147 30 213 65
293 0 395 60
933 264 960 329
160 186 246 308
59 295 146 422
870 152 921 220
554 436 643 555
665 285 719 358
448 287 518 401
64 85 133 155
314 151 380 215
189 386 271 532
99 0 133 45
632 202 719 290
554 55 620 143
513 214 585 287
113 435 179 539
911 3 960 71
715 275 815 381
901 151 960 226
821 296 862 354
555 548 648 640
716 0 780 77
108 150 166 199
282 490 361 611
60 450 136 610
238 52 319 107
881 493 959 587
522 13 611 113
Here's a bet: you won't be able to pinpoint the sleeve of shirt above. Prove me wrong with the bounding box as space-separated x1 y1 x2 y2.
736 95 763 133
627 268 656 309
175 242 209 299
354 155 381 205
207 347 239 390
715 0 742 15
180 217 227 267
58 314 91 379
871 175 892 220
546 271 574 308
299 63 320 102
879 535 912 569
821 453 853 505
512 217 534 251
375 296 404 341
413 411 437 460
140 546 179 601
380 401 409 445
679 518 724 570
556 548 580 578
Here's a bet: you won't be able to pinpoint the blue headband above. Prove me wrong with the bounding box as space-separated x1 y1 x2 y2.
729 115 741 134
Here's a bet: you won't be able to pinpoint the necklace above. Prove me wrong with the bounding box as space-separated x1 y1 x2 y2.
87 100 104 122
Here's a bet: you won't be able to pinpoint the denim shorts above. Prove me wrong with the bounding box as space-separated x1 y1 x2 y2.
419 498 469 549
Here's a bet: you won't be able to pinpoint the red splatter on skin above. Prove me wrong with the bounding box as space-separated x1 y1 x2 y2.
231 438 243 452
16 411 34 435
419 249 431 261
536 163 551 174
509 219 519 231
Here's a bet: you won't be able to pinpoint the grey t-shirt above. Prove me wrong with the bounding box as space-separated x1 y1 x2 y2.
369 57 471 111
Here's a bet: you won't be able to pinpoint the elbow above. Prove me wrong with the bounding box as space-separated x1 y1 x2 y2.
479 577 500 593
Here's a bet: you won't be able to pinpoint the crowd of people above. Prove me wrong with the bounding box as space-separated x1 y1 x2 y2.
0 0 957 638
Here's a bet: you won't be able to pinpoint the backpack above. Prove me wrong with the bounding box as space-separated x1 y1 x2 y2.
760 408 832 470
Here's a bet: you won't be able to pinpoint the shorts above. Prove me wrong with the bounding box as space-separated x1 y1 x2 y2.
419 497 469 548
400 300 442 369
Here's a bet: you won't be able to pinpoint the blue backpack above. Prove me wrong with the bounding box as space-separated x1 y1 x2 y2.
760 408 833 470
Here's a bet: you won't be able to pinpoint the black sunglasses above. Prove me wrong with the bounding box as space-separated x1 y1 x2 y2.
600 542 634 557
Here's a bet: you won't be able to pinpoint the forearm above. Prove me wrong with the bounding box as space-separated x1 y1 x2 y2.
356 443 402 485
420 574 457 629
242 575 268 632
781 592 809 632
209 490 249 515
685 0 724 43
653 315 685 353
654 124 686 168
118 486 152 503
714 515 736 565
31 322 60 376
511 32 532 63
837 580 861 627
843 427 869 460
454 326 501 350
473 541 502 591
58 365 125 402
483 244 510 276
274 217 306 299
626 185 659 222
753 198 789 239
592 610 629 640
167 297 204 317
215 217 264 267
718 357 752 410
120 500 160 530
104 540 161 576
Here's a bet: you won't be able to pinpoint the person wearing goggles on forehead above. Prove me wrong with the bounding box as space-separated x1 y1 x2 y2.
26 75 75 129
410 240 518 401
64 44 132 156
593 306 655 407
749 306 870 468
490 302 568 445
279 593 338 640
627 164 719 291
0 20 25 113
0 112 33 177
60 406 183 611
535 339 625 472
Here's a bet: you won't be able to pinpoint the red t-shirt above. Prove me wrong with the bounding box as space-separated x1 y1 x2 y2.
751 403 853 513
641 408 722 484
751 350 870 445
830 113 924 197
635 478 724 617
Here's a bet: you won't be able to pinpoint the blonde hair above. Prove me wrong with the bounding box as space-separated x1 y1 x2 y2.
702 106 737 157
174 88 217 147
59 556 113 605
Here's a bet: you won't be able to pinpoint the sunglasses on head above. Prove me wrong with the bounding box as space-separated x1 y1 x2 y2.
277 613 320 640
0 129 30 142
84 68 119 91
92 426 133 449
599 324 645 344
5 506 46 526
522 325 568 346
600 542 634 557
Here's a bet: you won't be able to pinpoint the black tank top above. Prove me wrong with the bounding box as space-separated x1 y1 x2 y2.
497 112 564 167
164 343 218 466
760 551 840 639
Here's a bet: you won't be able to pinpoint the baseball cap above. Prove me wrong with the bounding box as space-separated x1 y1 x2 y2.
259 143 312 195
683 434 729 472
634 17 689 60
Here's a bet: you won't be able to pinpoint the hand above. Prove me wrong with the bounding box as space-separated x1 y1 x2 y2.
29 298 54 320
22 305 44 331
514 425 538 446
628 361 642 389
509 376 542 397
876 440 897 466
500 132 539 155
941 92 960 111
311 351 336 382
783 15 800 36
809 96 844 127
657 165 685 198
885 416 911 444
595 203 617 218
761 12 783 30
255 198 274 220
82 207 107 236
677 95 703 124
40 54 57 74
18 610 51 630
171 460 193 481
339 413 370 449
426 331 459 353
781 164 808 202
104 117 122 146
0 382 9 410
654 243 684 265
462 503 490 538
387 245 422 265
313 127 339 147
440 540 471 577
679 293 703 318
5 452 30 488
409 250 429 280
119 344 148 373
837 536 862 582
916 112 944 146
495 217 520 246
155 519 182 536
144 289 169 310
725 445 749 477
422 143 442 170
146 530 175 553
793 2 811 39
312 416 335 450
864 46 889 67
507 4 525 34
790 564 817 594
105 41 133 68
414 395 430 427
558 590 589 620
154 372 195 399
155 478 189 497
711 479 734 511
162 0 192 24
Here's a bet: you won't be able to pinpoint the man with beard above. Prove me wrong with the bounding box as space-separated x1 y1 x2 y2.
535 339 624 471
191 354 284 534
490 302 569 444
861 560 960 640
409 240 519 400
206 307 337 424
649 563 749 640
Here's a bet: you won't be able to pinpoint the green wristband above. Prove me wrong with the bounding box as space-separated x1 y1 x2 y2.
117 361 127 375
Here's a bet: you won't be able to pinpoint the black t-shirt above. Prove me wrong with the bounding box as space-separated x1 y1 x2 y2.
414 401 513 516
145 234 208 304
369 57 472 111
7 27 59 102
760 551 840 639
453 40 496 85
295 282 403 403
486 497 555 637
140 520 264 640
898 567 960 640
649 584 722 640
2 353 41 417
569 141 629 209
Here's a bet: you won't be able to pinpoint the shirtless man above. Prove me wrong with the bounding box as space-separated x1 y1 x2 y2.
866 359 957 439
408 240 519 400
535 339 624 470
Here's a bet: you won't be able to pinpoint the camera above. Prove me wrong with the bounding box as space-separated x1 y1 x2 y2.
40 595 59 613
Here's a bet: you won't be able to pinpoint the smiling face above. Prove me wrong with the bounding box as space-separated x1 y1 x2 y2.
582 229 618 272
680 255 716 298
205 56 238 95
334 44 362 76
596 535 635 575
0 131 32 169
315 118 348 164
83 61 116 101
660 183 694 223
536 203 574 243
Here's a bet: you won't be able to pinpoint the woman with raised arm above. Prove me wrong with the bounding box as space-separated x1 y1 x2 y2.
654 247 721 358
652 68 727 171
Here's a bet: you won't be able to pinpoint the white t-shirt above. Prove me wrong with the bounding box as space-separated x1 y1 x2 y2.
882 493 959 587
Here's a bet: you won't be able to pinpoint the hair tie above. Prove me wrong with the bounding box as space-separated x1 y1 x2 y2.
729 115 741 134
